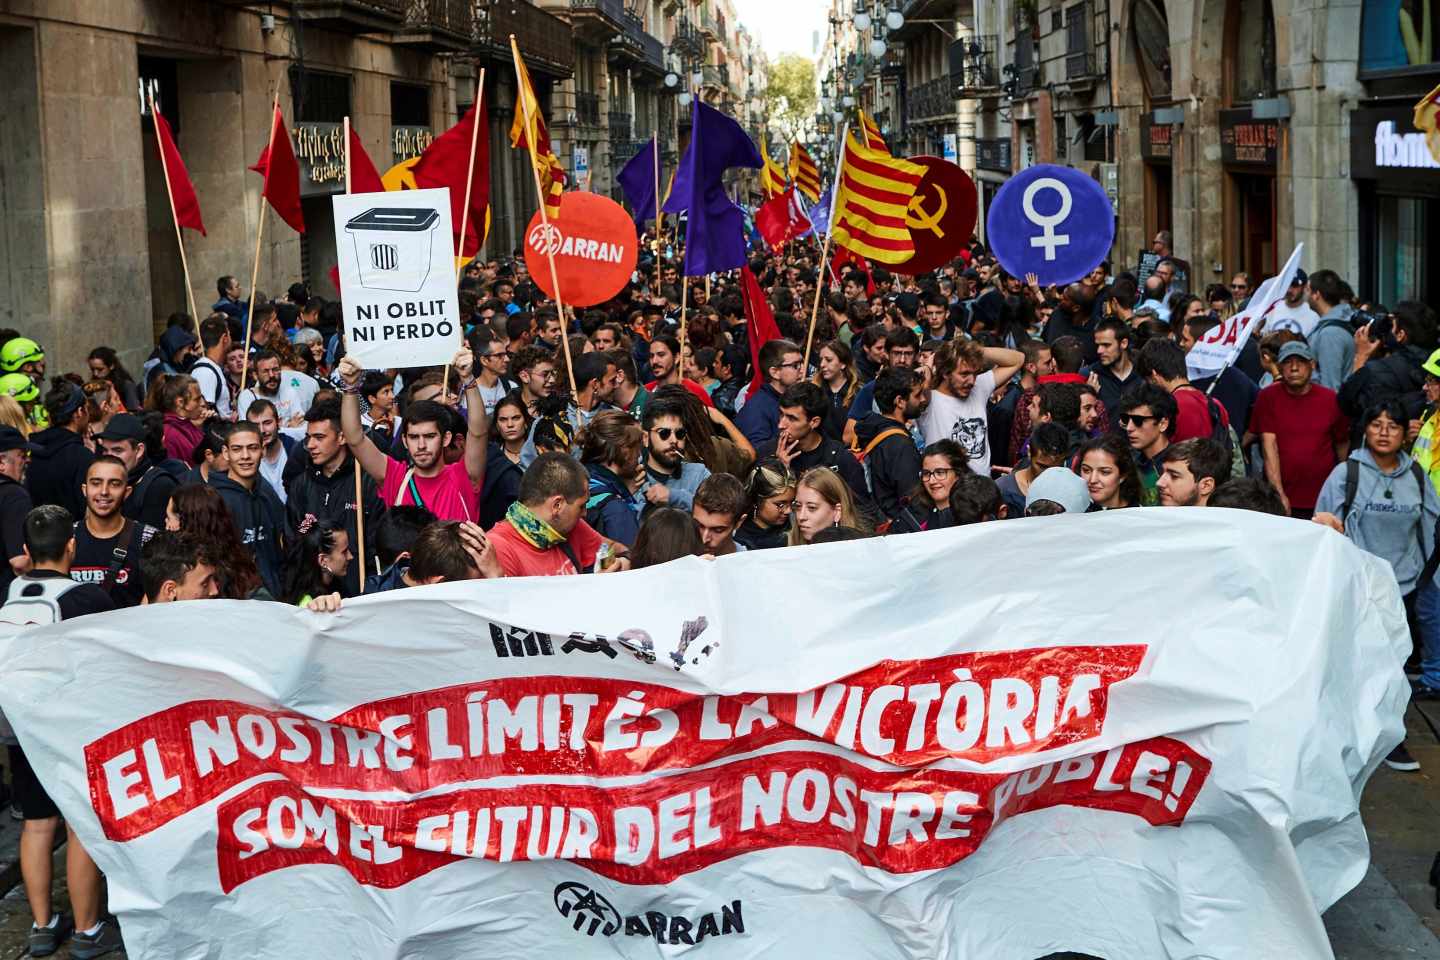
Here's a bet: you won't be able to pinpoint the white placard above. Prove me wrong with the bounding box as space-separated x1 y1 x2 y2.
331 187 460 369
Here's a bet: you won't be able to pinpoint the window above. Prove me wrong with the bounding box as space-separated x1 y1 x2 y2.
391 82 429 126
1066 3 1092 78
1362 0 1440 72
290 68 350 122
1131 0 1172 102
1227 0 1275 103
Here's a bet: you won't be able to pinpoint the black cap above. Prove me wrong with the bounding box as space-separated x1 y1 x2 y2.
0 426 39 454
95 413 147 443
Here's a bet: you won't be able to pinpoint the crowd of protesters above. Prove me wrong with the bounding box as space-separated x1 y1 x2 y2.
0 231 1435 954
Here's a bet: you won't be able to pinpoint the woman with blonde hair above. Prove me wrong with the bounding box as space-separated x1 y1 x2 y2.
0 395 30 437
788 466 870 545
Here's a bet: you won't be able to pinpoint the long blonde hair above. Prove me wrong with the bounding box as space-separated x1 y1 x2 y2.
0 396 30 436
788 467 868 545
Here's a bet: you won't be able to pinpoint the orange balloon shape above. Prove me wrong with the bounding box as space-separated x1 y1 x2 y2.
524 192 638 307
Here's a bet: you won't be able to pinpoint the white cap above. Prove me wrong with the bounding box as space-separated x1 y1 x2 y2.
1025 467 1092 515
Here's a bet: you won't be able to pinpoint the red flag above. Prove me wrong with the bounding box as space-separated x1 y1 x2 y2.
755 188 812 250
740 265 784 400
153 111 205 236
413 101 491 259
248 106 305 233
346 124 385 195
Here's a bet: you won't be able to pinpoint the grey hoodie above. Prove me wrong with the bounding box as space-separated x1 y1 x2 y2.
1314 446 1440 593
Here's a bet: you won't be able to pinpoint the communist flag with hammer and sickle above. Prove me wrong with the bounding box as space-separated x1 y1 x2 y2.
889 155 978 276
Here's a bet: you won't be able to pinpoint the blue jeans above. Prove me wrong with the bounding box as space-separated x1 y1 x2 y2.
1413 580 1440 690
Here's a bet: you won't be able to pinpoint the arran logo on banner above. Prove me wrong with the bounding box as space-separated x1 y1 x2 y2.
553 883 745 945
84 643 1148 842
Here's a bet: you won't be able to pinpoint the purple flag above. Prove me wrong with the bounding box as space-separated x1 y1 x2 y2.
615 137 659 229
662 99 761 276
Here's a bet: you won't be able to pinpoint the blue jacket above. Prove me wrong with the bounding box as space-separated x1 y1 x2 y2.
736 383 782 447
641 460 711 512
585 463 643 546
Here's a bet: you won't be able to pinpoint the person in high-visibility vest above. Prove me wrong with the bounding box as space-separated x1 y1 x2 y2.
1408 348 1440 497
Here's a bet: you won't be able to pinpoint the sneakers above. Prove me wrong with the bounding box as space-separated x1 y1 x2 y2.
1385 744 1422 772
27 913 72 958
70 918 123 959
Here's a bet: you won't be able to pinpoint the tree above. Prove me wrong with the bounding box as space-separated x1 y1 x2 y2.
761 54 817 145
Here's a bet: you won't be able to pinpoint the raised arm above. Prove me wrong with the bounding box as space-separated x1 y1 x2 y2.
336 356 390 483
455 346 489 490
983 345 1026 389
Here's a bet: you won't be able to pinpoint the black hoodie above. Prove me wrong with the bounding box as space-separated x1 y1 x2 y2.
1339 342 1428 430
209 471 287 597
285 452 382 595
853 413 921 523
26 426 95 520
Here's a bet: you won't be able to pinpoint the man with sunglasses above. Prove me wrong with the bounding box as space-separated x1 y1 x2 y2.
1118 384 1178 506
639 395 711 512
1228 272 1252 309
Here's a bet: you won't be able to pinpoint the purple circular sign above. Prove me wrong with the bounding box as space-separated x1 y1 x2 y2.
985 164 1115 287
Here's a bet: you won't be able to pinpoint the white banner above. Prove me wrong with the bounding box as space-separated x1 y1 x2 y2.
0 511 1407 959
1187 242 1304 380
331 187 461 370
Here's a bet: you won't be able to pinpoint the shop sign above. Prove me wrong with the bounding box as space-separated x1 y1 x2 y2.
1140 118 1172 161
1350 106 1440 179
1219 110 1278 168
392 125 434 164
292 122 345 196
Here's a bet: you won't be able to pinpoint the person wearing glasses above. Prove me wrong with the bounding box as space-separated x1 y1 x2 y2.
638 395 711 513
1117 383 1178 506
470 327 518 417
893 440 968 533
1228 273 1252 309
510 345 558 419
736 338 806 448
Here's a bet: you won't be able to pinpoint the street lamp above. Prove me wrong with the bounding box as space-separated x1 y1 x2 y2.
664 72 678 88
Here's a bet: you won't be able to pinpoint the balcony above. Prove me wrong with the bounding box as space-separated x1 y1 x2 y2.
671 18 704 57
611 139 649 167
608 11 665 75
393 0 472 51
949 35 999 94
906 75 953 123
574 91 601 126
475 0 574 78
291 0 407 32
1065 49 1097 81
569 0 626 38
976 137 1013 173
701 64 723 89
699 9 719 40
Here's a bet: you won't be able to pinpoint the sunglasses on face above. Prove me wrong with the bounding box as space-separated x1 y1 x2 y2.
654 427 687 441
1230 284 1247 291
1118 413 1157 427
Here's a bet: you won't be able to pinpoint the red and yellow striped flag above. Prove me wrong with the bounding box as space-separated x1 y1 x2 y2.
858 109 889 155
789 141 821 203
759 139 787 198
509 47 566 219
832 131 925 264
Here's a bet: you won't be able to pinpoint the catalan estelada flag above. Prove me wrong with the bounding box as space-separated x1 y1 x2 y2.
831 131 925 264
789 142 821 203
509 44 566 218
858 109 889 155
759 139 787 198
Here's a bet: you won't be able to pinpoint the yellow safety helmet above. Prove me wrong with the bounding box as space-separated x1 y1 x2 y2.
0 337 43 374
0 373 39 404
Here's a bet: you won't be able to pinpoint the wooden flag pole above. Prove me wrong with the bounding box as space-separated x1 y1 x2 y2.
342 116 368 594
443 67 486 396
509 34 577 397
803 122 849 370
653 135 663 300
238 83 281 407
677 277 690 367
148 90 200 336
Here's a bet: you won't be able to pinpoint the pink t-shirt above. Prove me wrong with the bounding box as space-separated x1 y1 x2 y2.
380 457 479 522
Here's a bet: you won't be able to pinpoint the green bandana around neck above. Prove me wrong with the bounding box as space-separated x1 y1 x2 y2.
506 500 567 550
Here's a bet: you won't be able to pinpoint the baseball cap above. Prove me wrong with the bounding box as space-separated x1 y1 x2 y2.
1425 348 1440 379
1026 467 1092 515
1276 342 1316 364
0 426 39 454
95 413 147 443
1290 268 1308 286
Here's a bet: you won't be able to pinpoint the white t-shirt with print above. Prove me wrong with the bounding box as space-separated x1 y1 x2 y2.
918 369 996 477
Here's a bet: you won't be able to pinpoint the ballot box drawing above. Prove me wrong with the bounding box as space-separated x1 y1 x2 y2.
345 207 441 292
